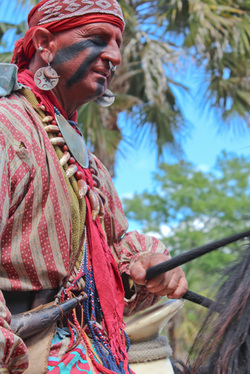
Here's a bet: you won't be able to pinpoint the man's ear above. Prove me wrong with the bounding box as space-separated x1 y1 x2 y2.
32 27 55 64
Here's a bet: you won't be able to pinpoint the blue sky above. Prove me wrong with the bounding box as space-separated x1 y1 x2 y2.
1 1 249 233
114 81 250 198
0 1 25 23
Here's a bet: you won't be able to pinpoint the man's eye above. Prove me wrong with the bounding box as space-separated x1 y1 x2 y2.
91 35 105 46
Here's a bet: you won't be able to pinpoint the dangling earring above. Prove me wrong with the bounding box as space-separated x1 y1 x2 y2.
34 55 60 91
94 88 116 107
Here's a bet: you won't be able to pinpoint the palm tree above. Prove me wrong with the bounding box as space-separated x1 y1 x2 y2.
154 0 250 129
1 0 249 175
81 0 250 174
79 1 187 175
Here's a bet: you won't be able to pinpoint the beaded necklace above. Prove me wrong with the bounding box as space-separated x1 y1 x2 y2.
42 107 106 222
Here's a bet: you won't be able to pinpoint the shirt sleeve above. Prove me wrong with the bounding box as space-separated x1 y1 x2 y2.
94 156 170 316
0 140 28 373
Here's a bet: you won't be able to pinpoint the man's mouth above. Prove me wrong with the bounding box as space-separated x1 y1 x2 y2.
92 69 108 78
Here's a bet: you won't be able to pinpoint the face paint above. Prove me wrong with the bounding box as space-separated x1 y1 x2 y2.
96 77 105 93
49 23 122 115
53 39 107 90
53 40 96 65
87 77 105 100
66 45 106 90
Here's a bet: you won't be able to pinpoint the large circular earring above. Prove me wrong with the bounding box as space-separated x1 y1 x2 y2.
34 63 60 91
94 89 116 107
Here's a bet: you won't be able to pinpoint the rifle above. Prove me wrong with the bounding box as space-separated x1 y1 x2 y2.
10 293 87 339
11 230 250 338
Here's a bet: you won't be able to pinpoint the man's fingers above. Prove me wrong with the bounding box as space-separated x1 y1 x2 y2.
146 269 179 296
167 273 188 299
146 274 169 294
130 253 170 285
130 254 188 299
146 268 188 298
130 261 146 285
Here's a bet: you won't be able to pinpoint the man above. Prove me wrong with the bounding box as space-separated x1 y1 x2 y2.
0 1 187 373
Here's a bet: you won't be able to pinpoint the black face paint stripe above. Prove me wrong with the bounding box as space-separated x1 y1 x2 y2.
95 77 105 97
53 40 96 65
53 39 108 90
86 77 105 100
66 45 107 90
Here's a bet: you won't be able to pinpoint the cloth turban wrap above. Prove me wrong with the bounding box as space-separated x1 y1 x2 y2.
12 0 125 72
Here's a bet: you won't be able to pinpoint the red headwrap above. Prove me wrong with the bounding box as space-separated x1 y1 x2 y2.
12 0 125 72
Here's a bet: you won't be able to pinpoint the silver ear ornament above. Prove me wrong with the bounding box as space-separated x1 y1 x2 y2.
94 89 116 107
34 63 60 91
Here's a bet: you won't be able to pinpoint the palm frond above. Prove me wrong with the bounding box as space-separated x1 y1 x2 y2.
0 52 12 63
78 101 122 156
0 0 248 174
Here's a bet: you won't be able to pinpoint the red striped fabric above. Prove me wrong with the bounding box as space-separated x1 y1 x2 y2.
0 93 169 371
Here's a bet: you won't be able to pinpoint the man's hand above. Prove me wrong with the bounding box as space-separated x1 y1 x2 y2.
130 253 188 299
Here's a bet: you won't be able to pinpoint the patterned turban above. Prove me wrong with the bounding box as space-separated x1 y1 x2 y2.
12 0 125 72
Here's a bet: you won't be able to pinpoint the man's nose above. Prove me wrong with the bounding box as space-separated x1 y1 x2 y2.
101 41 121 67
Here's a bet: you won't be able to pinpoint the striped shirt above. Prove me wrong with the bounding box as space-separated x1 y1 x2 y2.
0 93 169 373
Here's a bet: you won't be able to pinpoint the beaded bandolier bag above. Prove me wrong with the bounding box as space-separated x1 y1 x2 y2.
8 0 133 373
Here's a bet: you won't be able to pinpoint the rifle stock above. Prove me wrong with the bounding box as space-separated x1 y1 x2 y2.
10 293 87 339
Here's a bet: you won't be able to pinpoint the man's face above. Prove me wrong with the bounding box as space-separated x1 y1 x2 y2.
52 22 122 108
